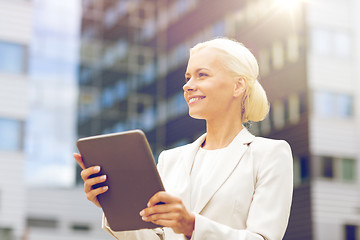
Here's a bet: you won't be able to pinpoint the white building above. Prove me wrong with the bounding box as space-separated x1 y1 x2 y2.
306 0 360 239
0 1 112 240
0 0 32 239
25 187 112 240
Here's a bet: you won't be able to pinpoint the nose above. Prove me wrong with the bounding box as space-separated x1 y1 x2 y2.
183 78 196 92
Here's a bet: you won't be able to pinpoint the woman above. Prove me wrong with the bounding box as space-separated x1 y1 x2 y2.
74 37 293 240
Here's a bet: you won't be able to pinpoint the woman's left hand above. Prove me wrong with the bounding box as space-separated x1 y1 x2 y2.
140 191 195 239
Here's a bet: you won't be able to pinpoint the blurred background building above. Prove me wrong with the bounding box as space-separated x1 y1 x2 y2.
0 0 111 240
0 1 31 239
77 0 360 239
0 0 359 239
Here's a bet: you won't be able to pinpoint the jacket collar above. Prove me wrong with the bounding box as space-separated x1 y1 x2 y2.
182 127 255 213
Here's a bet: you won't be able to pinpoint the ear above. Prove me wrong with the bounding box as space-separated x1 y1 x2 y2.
233 77 246 98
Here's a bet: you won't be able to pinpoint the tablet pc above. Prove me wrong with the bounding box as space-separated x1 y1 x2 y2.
76 129 165 231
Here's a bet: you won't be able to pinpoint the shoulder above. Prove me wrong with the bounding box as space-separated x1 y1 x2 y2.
157 143 191 168
159 144 190 159
250 137 292 155
249 137 293 174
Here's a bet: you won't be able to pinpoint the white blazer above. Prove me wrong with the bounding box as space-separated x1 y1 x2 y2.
103 128 293 240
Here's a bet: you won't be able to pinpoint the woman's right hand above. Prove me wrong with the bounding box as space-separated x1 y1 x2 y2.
73 153 108 208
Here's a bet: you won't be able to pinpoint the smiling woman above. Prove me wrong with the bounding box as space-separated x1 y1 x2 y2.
75 37 293 240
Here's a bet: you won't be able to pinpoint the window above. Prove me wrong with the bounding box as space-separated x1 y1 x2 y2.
141 106 156 131
157 54 168 77
233 9 246 31
140 18 156 41
0 41 27 74
311 28 331 55
258 48 270 76
336 93 353 118
342 158 356 182
300 156 310 181
104 7 118 29
167 91 187 120
344 224 358 240
313 90 353 118
27 218 58 229
78 89 100 122
320 156 356 182
314 91 333 117
0 119 23 151
157 7 168 31
321 156 334 178
287 35 300 63
272 41 284 70
101 88 115 108
293 156 311 186
272 100 285 129
311 28 352 58
0 228 13 240
288 94 300 124
71 223 91 232
334 31 351 58
224 14 236 37
115 81 128 101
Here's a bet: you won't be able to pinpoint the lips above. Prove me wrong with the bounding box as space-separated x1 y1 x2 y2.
188 96 205 104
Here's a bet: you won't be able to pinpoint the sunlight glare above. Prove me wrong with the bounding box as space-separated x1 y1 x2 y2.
275 0 305 10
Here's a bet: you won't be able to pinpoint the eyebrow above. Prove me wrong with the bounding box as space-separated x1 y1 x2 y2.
185 68 210 76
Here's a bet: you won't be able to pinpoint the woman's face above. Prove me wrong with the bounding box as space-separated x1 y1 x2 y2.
183 47 242 120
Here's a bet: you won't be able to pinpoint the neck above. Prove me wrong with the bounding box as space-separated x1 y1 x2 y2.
203 116 243 150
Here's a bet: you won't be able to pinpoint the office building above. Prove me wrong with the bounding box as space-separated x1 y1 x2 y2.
78 0 360 239
0 1 32 239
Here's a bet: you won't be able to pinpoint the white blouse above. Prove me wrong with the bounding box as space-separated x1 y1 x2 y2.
190 147 228 210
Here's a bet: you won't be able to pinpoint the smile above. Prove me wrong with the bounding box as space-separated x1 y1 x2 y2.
189 97 205 104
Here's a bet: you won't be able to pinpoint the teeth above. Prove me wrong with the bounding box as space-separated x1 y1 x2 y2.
189 97 202 103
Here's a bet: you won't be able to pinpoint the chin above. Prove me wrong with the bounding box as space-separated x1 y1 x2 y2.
188 111 206 120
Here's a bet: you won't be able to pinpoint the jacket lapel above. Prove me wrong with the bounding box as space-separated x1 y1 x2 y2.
175 133 206 209
192 128 255 214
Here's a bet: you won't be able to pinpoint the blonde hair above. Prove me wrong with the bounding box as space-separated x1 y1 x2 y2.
190 37 269 123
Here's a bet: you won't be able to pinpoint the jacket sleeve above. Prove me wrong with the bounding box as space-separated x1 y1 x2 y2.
190 140 293 240
102 215 163 240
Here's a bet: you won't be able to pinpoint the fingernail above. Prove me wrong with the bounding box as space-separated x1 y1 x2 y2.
103 186 108 191
100 175 106 180
147 202 150 207
139 210 144 216
94 166 100 172
142 216 148 221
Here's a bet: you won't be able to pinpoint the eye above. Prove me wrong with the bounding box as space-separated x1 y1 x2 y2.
185 76 190 83
198 72 208 78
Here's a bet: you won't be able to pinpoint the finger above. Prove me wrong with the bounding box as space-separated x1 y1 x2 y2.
147 219 175 228
148 191 181 207
80 166 101 182
140 203 172 218
141 211 179 222
86 186 109 206
84 174 107 193
73 153 86 170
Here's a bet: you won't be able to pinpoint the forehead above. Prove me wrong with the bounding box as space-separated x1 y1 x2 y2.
186 47 224 72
